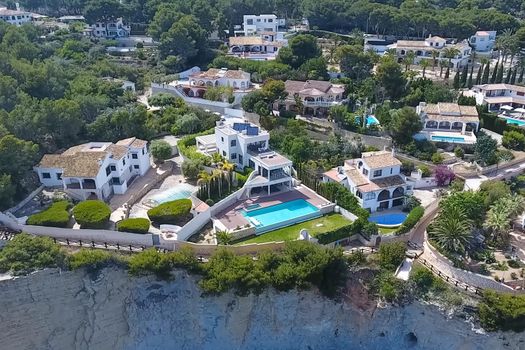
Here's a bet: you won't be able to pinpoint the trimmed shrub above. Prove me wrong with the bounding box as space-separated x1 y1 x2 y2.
117 218 151 234
316 224 354 244
396 206 424 235
73 200 111 229
69 249 123 271
27 201 71 227
147 198 192 225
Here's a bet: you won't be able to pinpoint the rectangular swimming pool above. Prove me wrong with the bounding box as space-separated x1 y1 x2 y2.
431 135 465 143
499 116 525 126
242 199 320 234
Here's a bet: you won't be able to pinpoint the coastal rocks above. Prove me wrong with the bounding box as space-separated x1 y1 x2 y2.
0 267 524 350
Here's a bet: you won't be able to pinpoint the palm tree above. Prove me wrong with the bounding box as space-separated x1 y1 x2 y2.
431 50 439 71
212 169 223 198
420 59 430 78
402 51 416 72
430 208 472 256
484 208 511 247
216 230 232 245
220 160 236 192
197 171 212 200
443 47 460 72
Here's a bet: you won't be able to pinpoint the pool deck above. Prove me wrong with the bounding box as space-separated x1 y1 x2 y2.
214 185 331 230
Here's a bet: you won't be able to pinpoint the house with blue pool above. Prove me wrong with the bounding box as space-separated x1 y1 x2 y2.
415 102 479 144
322 150 413 212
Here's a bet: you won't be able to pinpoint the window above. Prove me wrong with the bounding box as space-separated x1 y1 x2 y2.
365 192 376 200
134 165 139 169
112 177 121 185
231 140 236 147
42 172 51 179
132 153 138 159
373 170 382 177
56 173 62 180
122 158 126 166
221 137 224 142
110 165 116 171
268 18 273 22
222 151 226 157
247 19 253 25
390 168 393 174
142 148 145 155
518 91 525 96
362 168 369 176
106 166 111 176
231 153 237 160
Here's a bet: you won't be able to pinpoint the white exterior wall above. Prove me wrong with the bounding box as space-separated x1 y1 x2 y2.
129 145 150 176
469 31 496 52
36 167 63 187
0 11 32 26
243 15 278 35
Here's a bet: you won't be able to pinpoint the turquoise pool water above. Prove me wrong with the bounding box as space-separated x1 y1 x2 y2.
431 135 465 143
356 115 380 127
500 116 525 126
369 213 407 226
146 183 195 206
242 199 320 233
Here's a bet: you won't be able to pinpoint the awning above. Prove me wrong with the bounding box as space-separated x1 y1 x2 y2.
500 105 514 111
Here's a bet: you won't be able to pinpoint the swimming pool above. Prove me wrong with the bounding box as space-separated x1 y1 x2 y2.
356 115 380 127
369 212 407 227
242 199 321 234
144 183 195 207
499 116 525 126
431 135 465 143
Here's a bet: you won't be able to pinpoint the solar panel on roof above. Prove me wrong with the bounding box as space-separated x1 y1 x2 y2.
246 126 259 135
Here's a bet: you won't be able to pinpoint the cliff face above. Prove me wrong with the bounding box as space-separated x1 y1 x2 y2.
0 268 523 350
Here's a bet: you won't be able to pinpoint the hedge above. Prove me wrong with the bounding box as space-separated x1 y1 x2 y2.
73 200 111 229
316 224 354 244
117 218 151 234
396 206 425 235
147 198 192 225
178 129 213 163
27 201 71 228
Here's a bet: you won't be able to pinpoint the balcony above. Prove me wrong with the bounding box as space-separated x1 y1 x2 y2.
270 170 291 181
303 100 341 107
66 183 81 189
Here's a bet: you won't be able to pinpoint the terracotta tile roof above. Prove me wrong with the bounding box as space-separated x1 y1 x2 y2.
116 137 147 149
371 175 406 189
229 36 265 46
346 168 368 186
61 152 108 177
475 83 525 94
421 103 479 122
323 168 342 182
361 151 402 169
224 70 250 79
107 144 128 160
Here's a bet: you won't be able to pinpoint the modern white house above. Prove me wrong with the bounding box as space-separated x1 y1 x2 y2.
275 80 346 117
0 8 32 26
84 18 130 38
34 137 150 201
196 120 293 197
240 14 279 36
322 151 412 212
471 84 525 111
387 35 471 69
415 102 480 144
469 31 496 53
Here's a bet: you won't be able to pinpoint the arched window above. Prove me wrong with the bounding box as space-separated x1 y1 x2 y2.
378 190 390 201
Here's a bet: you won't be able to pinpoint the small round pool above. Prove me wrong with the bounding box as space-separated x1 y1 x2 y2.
369 213 407 227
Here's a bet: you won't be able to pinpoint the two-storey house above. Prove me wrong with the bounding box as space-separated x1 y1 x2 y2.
34 137 150 201
415 102 480 144
323 151 412 212
469 31 496 53
196 120 293 197
276 80 345 117
84 18 130 38
471 84 525 111
387 35 471 69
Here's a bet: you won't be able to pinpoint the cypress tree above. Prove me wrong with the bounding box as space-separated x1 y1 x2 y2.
511 68 517 85
445 66 450 80
475 65 482 85
496 65 504 83
482 63 490 84
504 69 512 84
519 68 524 84
453 71 460 89
467 65 474 88
460 64 468 87
490 62 499 83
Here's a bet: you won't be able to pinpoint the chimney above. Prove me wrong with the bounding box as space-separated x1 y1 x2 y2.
391 147 395 157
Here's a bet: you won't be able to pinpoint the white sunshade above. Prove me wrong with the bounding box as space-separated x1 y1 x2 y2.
515 108 525 113
500 105 514 111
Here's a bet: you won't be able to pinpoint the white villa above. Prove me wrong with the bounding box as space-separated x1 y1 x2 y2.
229 14 287 60
0 7 32 26
275 80 345 117
469 31 496 53
179 68 251 98
387 35 471 69
84 18 130 38
416 102 480 144
322 151 412 212
196 120 293 197
471 84 525 111
34 137 150 201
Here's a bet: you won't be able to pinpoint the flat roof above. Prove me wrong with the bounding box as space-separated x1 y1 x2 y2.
252 152 292 168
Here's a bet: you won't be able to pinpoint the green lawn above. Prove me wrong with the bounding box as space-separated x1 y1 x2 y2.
235 214 352 245
378 226 398 235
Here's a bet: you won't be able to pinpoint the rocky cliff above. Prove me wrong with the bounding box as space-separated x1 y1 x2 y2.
0 268 523 350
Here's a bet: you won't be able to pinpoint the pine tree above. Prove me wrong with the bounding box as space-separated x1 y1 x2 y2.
490 62 499 83
475 66 482 85
460 64 468 87
519 68 524 84
504 69 512 84
496 65 504 83
453 71 460 89
482 63 490 84
467 65 474 88
511 68 517 85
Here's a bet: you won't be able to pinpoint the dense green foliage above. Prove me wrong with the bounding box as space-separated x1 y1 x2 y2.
147 198 192 225
479 290 525 332
396 206 424 235
73 200 111 229
150 139 172 161
316 182 369 219
0 233 66 275
116 218 151 234
69 249 123 271
378 241 406 271
27 201 71 228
